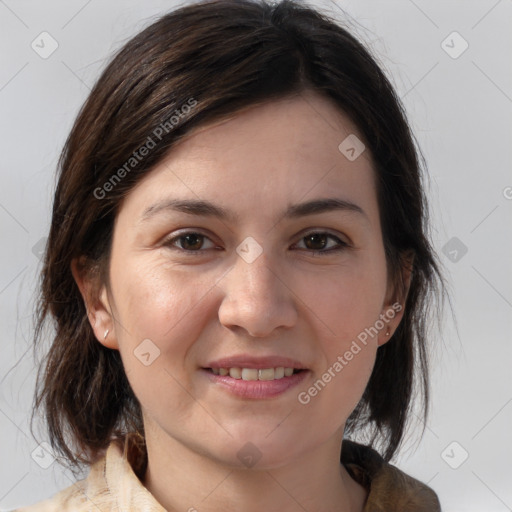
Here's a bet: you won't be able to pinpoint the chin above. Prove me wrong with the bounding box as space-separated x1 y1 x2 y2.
210 427 310 470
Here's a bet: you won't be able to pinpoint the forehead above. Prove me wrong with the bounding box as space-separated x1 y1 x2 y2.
119 91 378 227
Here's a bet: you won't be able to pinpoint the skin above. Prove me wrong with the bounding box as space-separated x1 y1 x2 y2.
73 90 411 512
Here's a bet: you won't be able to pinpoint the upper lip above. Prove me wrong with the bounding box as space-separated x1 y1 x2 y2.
204 354 308 370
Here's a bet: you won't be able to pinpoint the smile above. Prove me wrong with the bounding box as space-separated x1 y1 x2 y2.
208 367 301 380
201 367 309 399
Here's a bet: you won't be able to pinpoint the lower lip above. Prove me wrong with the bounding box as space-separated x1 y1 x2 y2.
200 368 310 399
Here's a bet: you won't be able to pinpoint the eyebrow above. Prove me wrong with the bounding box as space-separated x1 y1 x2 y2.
140 197 369 224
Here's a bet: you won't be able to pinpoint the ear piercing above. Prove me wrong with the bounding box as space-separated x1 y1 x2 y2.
385 329 390 336
104 329 109 339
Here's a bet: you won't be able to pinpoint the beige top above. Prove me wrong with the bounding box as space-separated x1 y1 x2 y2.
14 433 441 511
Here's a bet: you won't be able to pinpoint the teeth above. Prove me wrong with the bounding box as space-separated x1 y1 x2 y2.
241 368 258 380
274 367 285 379
230 367 242 379
210 366 299 380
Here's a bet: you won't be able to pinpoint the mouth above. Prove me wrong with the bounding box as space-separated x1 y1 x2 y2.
200 366 309 399
203 366 305 381
200 355 310 398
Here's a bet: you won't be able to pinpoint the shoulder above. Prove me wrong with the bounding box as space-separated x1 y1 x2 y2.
341 439 441 512
13 434 162 512
13 482 94 512
13 451 113 511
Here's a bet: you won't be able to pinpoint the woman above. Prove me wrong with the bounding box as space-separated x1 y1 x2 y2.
18 0 448 510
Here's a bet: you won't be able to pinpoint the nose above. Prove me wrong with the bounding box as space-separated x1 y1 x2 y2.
217 251 298 337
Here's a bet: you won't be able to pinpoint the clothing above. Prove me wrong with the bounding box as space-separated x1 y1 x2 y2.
15 433 440 511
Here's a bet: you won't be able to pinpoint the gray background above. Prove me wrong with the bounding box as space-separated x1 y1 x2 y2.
1 1 511 511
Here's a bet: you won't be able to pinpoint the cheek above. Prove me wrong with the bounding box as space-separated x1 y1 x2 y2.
298 254 387 345
110 258 217 390
111 262 220 422
113 257 213 342
292 256 384 417
298 332 377 427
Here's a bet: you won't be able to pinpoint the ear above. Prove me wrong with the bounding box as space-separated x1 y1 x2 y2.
378 250 414 347
71 256 119 350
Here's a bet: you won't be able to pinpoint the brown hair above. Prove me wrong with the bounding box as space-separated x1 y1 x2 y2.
30 0 449 476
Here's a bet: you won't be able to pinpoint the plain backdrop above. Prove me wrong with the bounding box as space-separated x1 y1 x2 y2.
1 1 511 511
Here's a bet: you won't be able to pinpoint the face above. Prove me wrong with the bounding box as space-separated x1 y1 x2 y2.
76 91 407 469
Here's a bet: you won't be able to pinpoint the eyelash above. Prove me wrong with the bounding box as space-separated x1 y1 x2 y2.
162 230 349 256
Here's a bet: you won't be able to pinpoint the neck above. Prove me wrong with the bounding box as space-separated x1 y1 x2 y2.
141 424 367 512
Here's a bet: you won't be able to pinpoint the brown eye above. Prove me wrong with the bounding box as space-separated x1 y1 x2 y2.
304 233 329 251
179 233 204 250
164 232 216 252
295 231 348 254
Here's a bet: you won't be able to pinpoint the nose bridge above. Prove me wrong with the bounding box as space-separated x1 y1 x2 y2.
239 250 277 293
218 249 297 336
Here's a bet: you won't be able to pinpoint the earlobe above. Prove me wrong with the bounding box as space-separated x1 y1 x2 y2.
377 305 403 347
378 326 392 347
70 257 119 350
378 251 414 347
